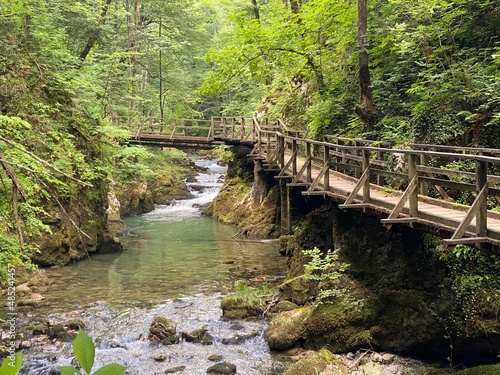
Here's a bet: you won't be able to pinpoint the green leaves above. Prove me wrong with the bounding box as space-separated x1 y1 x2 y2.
59 329 127 375
73 328 95 374
0 351 22 375
93 364 127 375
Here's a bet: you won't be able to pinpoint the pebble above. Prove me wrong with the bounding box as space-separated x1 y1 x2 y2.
382 353 396 364
346 352 355 360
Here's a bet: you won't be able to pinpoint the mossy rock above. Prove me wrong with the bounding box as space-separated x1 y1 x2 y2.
455 365 500 375
303 302 368 352
279 275 317 306
283 348 342 375
206 361 237 374
265 307 313 350
148 316 177 342
270 300 299 313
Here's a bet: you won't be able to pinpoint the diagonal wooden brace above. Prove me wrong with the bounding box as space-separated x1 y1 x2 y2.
448 183 489 242
290 156 312 184
307 163 330 192
383 176 418 229
277 150 298 177
339 167 370 209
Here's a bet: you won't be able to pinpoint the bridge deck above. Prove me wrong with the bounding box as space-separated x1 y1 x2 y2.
279 153 500 246
119 115 500 249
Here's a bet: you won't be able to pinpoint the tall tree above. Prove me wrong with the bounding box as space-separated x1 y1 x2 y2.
354 0 378 130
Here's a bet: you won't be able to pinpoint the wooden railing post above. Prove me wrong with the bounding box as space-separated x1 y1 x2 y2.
324 145 330 191
355 140 361 178
306 142 312 183
377 145 384 186
420 153 429 196
279 135 285 169
292 139 298 176
476 160 488 237
363 149 370 203
408 153 418 217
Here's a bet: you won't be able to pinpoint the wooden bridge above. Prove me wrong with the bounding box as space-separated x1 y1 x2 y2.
114 115 500 249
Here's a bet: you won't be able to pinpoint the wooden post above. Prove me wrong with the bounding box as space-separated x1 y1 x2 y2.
292 139 298 176
324 145 330 191
279 135 285 169
408 153 418 217
306 142 312 183
476 160 488 237
363 149 370 203
355 140 361 178
287 185 292 234
377 145 384 186
419 153 429 196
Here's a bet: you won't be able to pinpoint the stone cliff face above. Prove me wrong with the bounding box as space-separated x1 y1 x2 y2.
211 149 500 363
32 180 122 266
270 202 500 362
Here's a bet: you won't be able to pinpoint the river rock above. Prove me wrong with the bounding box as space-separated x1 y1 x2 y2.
48 323 76 341
148 316 178 344
181 328 214 345
208 354 223 362
206 362 237 374
229 323 244 331
270 300 299 313
382 353 396 364
282 348 338 375
265 307 313 350
66 319 85 330
165 365 186 373
222 332 259 345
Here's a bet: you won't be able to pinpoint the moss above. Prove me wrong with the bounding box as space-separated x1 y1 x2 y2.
282 348 341 375
455 365 500 375
265 307 313 350
279 274 317 306
221 283 272 318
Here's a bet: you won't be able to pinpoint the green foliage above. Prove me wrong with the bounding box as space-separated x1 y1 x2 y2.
436 245 500 340
303 247 350 301
59 329 127 375
0 351 22 375
212 145 233 163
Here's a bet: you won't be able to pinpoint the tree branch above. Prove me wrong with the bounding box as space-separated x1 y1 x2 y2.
0 136 93 187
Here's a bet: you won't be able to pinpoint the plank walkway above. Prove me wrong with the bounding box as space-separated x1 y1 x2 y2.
118 115 500 250
278 152 500 246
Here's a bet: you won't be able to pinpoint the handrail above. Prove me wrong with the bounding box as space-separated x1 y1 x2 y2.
118 114 500 246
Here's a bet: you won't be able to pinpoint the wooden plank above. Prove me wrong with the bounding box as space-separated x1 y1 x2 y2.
381 218 418 224
339 203 370 210
443 237 490 245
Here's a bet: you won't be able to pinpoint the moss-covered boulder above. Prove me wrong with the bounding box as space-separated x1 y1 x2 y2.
148 316 178 345
279 275 317 306
265 307 313 350
282 348 346 375
220 283 272 319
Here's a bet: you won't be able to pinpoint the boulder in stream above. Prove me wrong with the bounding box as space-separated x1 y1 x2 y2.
148 316 178 345
206 361 237 374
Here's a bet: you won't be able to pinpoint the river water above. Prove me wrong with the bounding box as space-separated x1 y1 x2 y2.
18 158 288 374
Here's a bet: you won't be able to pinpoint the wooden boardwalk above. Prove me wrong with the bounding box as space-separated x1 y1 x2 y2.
116 115 500 249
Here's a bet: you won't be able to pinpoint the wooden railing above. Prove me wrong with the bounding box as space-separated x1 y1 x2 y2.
111 116 255 143
115 114 500 247
250 117 500 246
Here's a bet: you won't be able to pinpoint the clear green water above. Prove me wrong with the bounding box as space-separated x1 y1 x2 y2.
41 201 285 311
19 160 288 374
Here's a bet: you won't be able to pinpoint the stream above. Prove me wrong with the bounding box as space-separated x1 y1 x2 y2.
16 158 288 374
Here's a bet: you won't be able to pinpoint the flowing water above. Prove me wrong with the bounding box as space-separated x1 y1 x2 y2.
16 158 288 374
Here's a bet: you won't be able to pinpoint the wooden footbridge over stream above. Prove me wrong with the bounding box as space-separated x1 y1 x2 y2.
113 115 500 250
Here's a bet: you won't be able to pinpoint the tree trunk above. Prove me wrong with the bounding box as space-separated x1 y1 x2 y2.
355 0 378 129
79 0 113 63
290 0 301 14
251 0 260 21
